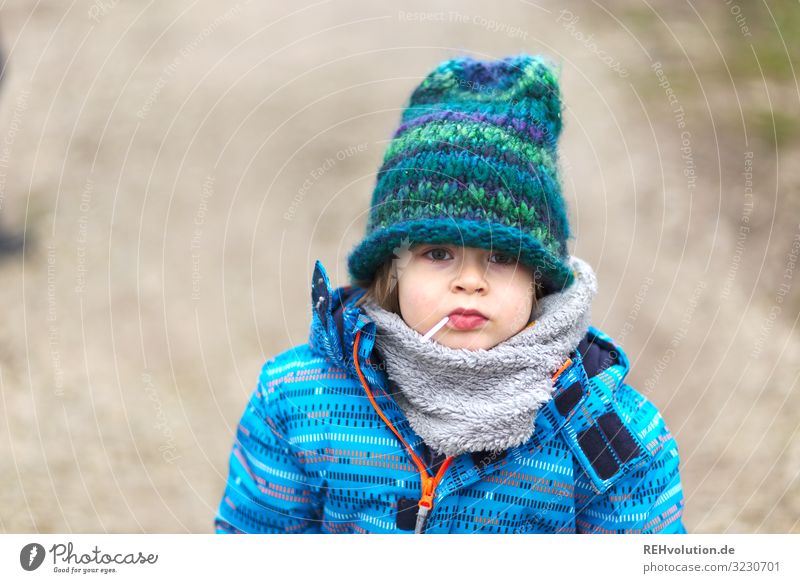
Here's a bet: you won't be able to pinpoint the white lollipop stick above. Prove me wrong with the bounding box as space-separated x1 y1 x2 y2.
421 316 449 342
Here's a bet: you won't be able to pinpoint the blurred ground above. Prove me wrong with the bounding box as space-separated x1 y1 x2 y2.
0 0 797 533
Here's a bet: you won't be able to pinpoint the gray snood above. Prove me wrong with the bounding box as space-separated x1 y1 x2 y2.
361 255 598 457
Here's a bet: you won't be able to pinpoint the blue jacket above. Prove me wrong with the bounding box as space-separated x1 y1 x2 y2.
215 260 686 534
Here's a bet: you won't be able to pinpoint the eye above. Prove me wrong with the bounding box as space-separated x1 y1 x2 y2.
490 252 516 265
423 247 452 262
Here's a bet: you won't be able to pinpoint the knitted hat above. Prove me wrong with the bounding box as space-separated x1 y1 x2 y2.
347 54 574 296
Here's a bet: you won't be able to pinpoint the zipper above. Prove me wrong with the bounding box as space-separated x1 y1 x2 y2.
353 329 455 533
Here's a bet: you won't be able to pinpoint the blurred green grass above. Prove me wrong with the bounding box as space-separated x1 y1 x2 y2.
624 2 799 148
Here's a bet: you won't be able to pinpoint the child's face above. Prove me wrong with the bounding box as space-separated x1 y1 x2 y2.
395 244 536 350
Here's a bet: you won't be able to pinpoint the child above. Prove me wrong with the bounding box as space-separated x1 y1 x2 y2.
215 54 686 534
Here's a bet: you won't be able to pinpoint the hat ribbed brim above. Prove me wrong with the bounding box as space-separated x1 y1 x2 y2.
347 218 574 297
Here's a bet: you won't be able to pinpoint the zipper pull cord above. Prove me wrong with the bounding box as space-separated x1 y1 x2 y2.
414 506 430 534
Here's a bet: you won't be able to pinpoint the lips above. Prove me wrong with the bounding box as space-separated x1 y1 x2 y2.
447 308 488 331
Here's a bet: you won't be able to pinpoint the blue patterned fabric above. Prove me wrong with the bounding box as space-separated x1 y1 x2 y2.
214 260 686 534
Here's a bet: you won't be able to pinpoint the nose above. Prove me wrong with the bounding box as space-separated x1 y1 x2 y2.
451 258 488 294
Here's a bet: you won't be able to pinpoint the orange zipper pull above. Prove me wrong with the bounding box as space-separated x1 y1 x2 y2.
415 475 435 534
415 456 455 533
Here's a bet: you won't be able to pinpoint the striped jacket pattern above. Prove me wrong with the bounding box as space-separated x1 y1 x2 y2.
214 260 687 534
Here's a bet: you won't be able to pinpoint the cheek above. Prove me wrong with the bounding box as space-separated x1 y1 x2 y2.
400 282 435 311
399 268 444 310
499 275 535 313
397 271 417 303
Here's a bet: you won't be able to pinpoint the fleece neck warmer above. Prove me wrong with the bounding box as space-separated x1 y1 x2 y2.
360 255 598 457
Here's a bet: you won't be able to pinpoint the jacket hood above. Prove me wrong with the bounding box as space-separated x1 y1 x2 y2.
307 259 630 387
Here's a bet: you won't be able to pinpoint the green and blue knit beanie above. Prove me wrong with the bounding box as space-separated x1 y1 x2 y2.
347 53 574 296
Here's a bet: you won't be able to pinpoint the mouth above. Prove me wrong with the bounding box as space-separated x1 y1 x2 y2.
447 308 489 331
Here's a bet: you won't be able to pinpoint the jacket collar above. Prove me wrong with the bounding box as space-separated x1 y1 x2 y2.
308 259 371 374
